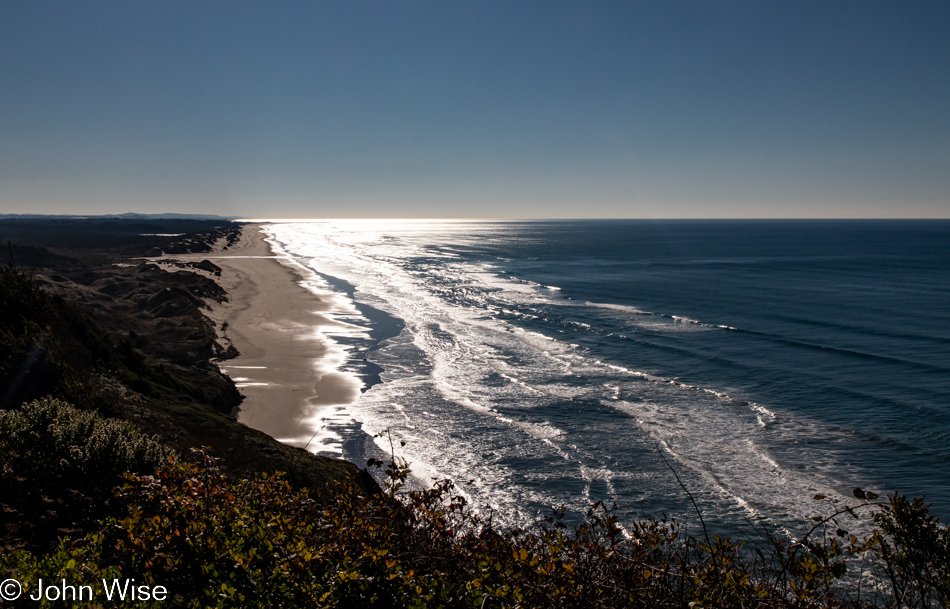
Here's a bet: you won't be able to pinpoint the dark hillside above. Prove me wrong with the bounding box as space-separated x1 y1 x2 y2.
0 216 240 259
0 223 376 554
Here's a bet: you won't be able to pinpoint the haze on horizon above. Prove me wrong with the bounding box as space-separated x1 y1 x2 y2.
2 1 949 220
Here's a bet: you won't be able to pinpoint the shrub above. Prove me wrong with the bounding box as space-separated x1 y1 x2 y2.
3 426 949 607
871 494 950 608
0 454 872 608
0 397 173 550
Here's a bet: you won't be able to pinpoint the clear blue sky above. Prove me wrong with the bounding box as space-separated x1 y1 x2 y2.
2 1 948 219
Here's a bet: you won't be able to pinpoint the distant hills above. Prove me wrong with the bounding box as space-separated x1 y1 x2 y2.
0 212 237 221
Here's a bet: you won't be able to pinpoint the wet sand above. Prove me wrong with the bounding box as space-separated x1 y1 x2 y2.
158 224 370 456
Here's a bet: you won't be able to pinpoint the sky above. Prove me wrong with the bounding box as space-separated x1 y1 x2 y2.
1 1 949 219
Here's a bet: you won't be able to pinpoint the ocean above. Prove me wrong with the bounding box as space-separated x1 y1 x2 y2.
262 219 950 536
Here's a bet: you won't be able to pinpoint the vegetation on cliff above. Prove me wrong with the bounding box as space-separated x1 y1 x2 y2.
1 222 948 608
2 400 948 608
0 222 374 507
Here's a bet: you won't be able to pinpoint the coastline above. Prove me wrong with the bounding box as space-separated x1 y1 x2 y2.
157 224 378 460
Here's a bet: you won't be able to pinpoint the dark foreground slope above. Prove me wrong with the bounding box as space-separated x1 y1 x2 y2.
0 219 375 550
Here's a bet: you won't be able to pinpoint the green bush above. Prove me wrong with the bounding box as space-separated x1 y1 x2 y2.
872 494 950 607
0 397 173 551
7 453 929 609
3 401 948 608
0 398 172 480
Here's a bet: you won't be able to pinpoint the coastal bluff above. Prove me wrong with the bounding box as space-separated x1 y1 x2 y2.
0 217 376 514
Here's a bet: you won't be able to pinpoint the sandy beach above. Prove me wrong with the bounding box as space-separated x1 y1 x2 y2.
157 224 370 456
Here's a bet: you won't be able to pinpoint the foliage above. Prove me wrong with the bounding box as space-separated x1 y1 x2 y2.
0 259 371 499
0 397 173 483
871 494 950 607
8 449 950 608
0 398 173 551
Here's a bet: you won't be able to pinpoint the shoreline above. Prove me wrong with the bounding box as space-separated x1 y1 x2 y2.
156 224 381 462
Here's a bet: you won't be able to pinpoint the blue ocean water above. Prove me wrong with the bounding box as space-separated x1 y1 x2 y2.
266 219 950 535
